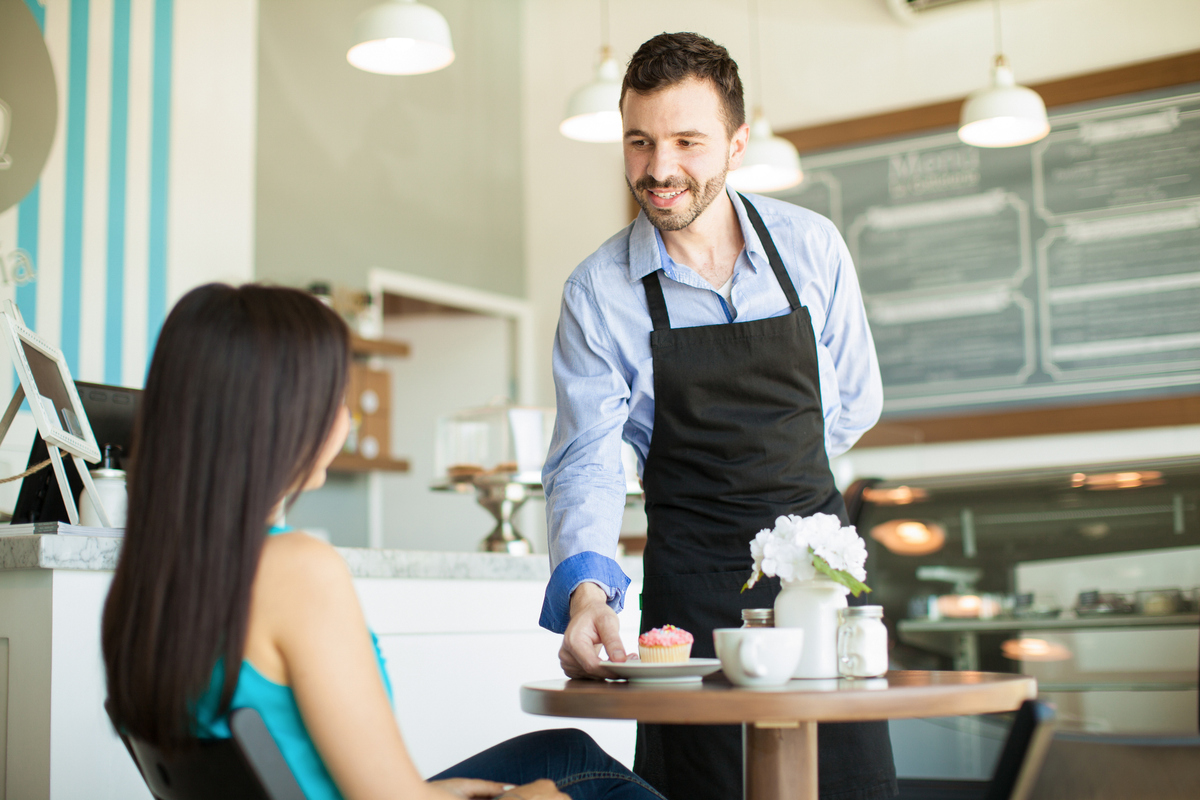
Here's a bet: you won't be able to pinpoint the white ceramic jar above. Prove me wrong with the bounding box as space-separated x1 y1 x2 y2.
79 467 127 528
837 606 888 678
774 577 849 679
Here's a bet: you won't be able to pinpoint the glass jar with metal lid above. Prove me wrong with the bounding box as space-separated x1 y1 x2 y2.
837 606 888 678
741 608 774 628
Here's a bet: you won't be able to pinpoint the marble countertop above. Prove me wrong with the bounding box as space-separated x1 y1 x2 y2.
0 534 644 581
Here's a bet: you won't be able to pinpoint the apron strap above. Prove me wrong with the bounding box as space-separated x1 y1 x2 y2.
642 270 672 331
739 194 802 312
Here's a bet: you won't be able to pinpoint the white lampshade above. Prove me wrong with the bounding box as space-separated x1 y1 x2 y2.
560 55 623 143
347 0 455 76
726 114 803 193
958 57 1049 148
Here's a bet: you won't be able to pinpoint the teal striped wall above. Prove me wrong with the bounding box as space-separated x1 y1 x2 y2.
4 0 174 389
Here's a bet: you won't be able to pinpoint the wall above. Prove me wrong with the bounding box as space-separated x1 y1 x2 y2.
0 0 257 397
376 312 518 553
254 0 525 298
520 0 1200 409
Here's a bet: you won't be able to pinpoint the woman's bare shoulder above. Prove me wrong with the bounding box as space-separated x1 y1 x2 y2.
258 531 352 596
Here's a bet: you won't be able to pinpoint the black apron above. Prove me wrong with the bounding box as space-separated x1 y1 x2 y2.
632 197 897 800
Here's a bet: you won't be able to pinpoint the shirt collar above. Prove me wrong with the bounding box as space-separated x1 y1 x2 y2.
626 186 770 282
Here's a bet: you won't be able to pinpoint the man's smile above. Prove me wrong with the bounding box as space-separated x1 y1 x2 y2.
646 186 689 208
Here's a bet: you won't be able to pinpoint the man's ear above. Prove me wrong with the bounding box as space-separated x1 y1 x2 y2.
727 122 751 171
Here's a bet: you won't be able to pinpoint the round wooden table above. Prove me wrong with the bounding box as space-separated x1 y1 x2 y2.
521 670 1037 800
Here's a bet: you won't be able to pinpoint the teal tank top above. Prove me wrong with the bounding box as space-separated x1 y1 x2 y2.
191 526 393 800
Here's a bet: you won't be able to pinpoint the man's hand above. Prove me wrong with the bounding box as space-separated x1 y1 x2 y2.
559 582 627 679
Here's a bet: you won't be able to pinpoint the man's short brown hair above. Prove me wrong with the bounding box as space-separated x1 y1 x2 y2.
621 32 745 138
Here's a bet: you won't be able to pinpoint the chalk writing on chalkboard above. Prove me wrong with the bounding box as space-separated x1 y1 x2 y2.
775 84 1200 416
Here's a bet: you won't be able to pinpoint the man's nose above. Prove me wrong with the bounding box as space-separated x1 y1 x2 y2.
646 147 678 183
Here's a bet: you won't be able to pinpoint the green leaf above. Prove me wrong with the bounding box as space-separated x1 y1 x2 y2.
741 570 762 593
812 555 872 597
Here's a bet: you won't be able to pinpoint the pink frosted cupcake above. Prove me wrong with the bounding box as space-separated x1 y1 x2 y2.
638 625 694 663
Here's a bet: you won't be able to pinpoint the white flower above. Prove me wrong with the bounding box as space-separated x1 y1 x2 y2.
745 513 868 591
811 525 868 582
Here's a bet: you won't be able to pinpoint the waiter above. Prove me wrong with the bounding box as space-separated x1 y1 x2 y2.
539 32 896 800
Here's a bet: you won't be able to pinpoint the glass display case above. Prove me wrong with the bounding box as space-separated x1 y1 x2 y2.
430 404 556 554
856 456 1200 736
434 403 556 487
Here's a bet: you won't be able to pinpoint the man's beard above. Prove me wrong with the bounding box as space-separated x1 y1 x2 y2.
628 163 729 232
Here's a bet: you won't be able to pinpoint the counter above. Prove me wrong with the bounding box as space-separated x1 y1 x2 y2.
0 533 646 581
0 535 644 800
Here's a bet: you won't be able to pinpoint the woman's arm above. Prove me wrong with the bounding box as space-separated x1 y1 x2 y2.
249 534 564 800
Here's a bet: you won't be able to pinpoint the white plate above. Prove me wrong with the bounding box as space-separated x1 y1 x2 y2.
606 658 723 683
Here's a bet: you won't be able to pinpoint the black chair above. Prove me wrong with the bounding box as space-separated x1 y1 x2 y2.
106 701 306 800
897 700 1056 800
984 700 1056 800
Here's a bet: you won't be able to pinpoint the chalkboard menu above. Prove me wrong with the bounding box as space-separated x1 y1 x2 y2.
775 84 1200 417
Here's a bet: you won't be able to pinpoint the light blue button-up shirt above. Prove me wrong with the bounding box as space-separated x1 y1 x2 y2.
539 188 882 632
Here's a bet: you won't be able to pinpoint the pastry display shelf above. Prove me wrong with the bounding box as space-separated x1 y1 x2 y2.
432 477 644 556
898 613 1200 672
899 612 1199 634
432 475 544 556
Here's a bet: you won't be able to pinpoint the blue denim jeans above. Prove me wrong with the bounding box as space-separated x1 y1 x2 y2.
430 729 666 800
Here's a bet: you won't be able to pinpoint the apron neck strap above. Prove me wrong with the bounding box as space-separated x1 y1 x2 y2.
643 269 671 331
738 194 802 312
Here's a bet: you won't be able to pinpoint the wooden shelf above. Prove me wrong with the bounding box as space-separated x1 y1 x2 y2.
857 394 1200 448
349 335 410 358
329 453 410 473
899 613 1199 634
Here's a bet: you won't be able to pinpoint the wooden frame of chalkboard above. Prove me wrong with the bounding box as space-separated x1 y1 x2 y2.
779 51 1200 447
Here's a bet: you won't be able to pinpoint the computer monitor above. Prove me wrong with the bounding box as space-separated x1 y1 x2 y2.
11 382 141 525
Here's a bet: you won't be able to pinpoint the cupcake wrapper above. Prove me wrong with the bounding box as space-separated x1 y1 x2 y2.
638 642 693 663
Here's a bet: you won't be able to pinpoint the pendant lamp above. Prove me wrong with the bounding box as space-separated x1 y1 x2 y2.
957 0 1048 148
726 0 803 193
347 0 455 76
560 48 623 143
727 111 803 192
561 0 622 143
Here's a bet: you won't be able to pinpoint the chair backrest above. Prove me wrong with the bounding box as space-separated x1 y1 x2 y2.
105 701 306 800
984 700 1056 800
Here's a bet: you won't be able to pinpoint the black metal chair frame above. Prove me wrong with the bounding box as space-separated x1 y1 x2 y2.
105 700 306 800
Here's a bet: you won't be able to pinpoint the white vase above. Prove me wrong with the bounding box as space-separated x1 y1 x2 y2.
774 576 849 678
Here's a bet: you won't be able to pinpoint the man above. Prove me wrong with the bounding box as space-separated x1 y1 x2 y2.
539 32 896 800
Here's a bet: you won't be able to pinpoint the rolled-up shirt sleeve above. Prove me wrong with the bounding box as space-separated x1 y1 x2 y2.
819 225 882 458
539 278 633 633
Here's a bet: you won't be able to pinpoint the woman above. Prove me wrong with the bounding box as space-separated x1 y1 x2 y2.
102 284 662 800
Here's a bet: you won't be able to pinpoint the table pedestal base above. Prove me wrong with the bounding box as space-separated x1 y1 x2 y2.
743 721 818 800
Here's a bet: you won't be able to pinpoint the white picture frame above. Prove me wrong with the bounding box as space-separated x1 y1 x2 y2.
1 312 101 463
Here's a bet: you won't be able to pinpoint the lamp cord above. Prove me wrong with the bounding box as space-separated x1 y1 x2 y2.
993 0 1003 58
600 0 609 49
748 0 763 113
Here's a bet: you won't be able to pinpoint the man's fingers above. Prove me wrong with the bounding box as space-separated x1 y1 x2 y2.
597 612 627 663
559 643 588 679
563 625 618 679
566 628 600 670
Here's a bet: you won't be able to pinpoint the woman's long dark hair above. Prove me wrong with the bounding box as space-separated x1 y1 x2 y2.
102 283 350 747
